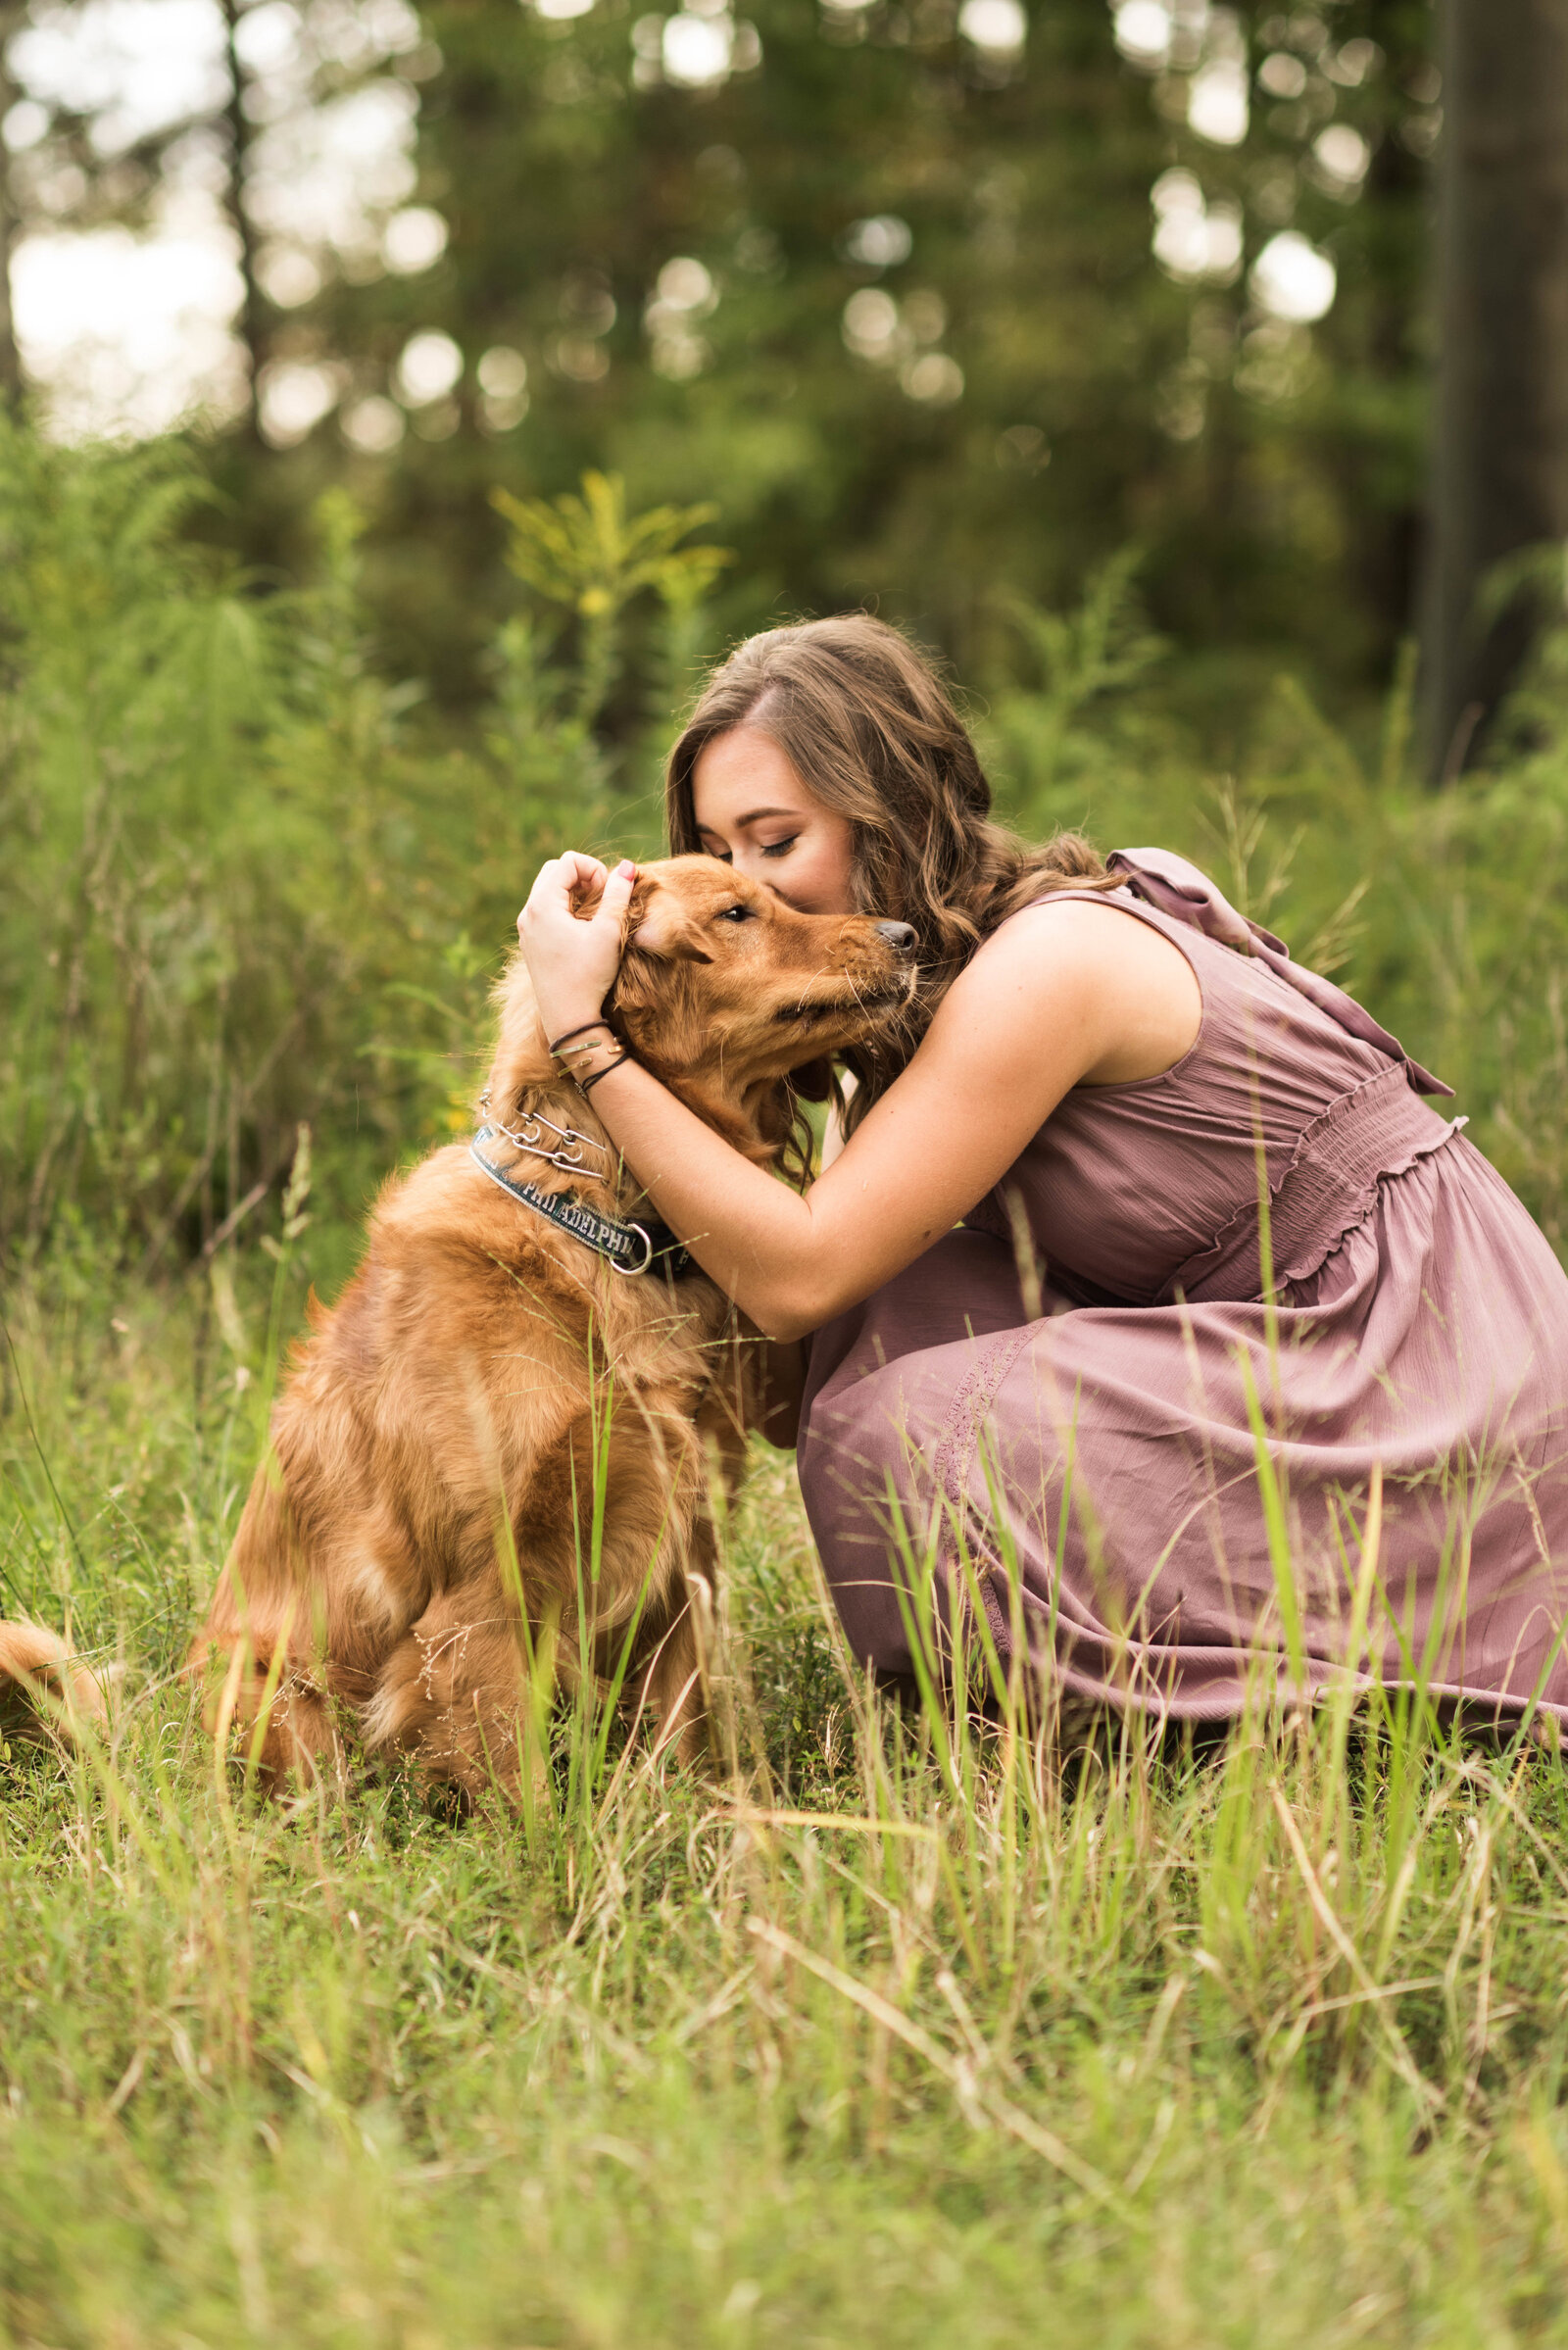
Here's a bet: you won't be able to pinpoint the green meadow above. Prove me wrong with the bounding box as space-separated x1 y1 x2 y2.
9 431 1568 2346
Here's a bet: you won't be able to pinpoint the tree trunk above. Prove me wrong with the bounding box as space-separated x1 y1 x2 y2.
1343 0 1428 679
1423 0 1568 776
0 8 23 407
219 0 267 437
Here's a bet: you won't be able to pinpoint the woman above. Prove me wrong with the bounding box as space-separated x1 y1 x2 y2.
518 615 1568 1732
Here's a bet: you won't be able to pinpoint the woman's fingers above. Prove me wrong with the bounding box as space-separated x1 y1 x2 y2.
559 851 612 908
514 855 640 1039
517 852 608 935
594 858 638 940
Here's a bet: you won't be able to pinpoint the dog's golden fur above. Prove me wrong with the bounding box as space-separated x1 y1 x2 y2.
0 858 909 1794
0 1621 106 1742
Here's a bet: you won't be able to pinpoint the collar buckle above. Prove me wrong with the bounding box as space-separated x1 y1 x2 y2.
608 1222 655 1277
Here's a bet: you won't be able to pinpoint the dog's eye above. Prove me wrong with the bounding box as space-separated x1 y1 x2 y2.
716 905 757 924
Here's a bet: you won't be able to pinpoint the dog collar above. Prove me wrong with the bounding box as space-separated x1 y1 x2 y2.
469 1126 697 1280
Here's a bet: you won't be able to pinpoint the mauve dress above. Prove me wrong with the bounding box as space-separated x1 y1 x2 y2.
797 850 1568 1729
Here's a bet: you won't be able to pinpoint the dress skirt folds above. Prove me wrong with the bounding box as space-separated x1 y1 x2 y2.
796 851 1568 1729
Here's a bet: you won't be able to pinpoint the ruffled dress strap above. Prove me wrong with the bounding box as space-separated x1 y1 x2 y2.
1106 847 1453 1100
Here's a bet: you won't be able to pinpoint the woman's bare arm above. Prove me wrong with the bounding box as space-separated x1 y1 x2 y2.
581 899 1198 1342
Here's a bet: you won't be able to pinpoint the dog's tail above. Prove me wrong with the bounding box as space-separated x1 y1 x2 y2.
0 1619 108 1744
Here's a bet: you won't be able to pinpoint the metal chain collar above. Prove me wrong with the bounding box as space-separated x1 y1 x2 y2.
476 1085 608 1176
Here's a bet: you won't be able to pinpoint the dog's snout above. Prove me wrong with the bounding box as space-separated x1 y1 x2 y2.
875 920 917 955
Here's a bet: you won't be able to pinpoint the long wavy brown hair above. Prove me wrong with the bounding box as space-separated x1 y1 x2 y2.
665 613 1117 1134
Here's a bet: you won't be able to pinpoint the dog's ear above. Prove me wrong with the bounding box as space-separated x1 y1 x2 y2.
609 941 707 1067
610 879 709 1058
626 877 712 965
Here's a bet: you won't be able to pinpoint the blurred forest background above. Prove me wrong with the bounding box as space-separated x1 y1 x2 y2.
4 0 1568 1276
1 0 1446 699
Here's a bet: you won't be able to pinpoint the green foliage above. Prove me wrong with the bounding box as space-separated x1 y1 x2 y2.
153 0 1438 717
494 468 731 738
9 1284 1568 2342
2 0 1447 717
495 470 730 622
0 433 702 1264
986 549 1170 802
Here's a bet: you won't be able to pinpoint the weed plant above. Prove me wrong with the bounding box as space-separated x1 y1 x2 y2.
7 426 1568 2343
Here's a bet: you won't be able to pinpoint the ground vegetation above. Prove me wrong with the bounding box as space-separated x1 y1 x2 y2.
9 426 1568 2340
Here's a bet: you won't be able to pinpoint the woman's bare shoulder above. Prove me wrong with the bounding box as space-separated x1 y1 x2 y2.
919 897 1134 1070
946 891 1200 1084
988 887 1150 939
959 891 1170 986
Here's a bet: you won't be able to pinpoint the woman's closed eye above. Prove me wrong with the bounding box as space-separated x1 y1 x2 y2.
760 837 798 859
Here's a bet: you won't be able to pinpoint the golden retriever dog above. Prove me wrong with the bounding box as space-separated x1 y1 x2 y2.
0 857 910 1798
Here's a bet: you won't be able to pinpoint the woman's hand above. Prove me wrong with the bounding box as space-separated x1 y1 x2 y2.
515 854 638 1042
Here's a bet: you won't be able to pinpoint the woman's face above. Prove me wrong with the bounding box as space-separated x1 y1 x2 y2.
691 726 858 916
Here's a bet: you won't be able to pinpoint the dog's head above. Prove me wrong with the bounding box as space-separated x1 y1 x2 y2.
611 856 915 1089
484 855 915 1161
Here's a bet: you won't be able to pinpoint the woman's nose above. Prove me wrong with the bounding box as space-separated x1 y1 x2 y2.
875 920 917 955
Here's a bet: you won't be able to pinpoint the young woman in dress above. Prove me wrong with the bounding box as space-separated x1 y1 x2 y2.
517 615 1568 1731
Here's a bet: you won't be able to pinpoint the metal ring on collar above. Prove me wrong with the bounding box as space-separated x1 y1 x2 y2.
609 1222 655 1277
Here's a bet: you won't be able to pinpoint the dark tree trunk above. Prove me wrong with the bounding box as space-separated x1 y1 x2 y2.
0 9 23 408
1345 0 1429 673
220 0 267 438
1423 0 1568 775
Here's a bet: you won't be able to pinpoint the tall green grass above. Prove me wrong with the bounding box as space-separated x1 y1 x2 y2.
9 426 1568 2342
8 1283 1568 2343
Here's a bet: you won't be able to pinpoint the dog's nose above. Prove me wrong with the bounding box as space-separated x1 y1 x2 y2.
875 920 917 955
